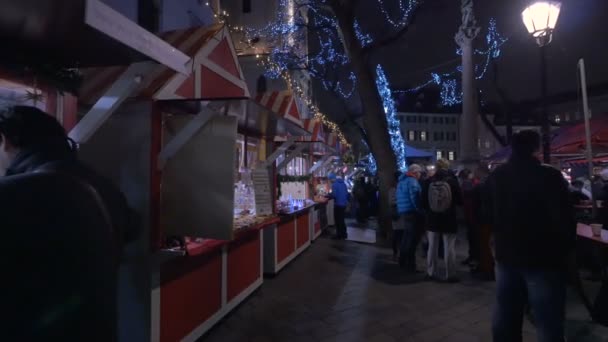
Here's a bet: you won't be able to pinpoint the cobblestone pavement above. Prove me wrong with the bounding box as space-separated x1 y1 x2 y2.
201 231 608 342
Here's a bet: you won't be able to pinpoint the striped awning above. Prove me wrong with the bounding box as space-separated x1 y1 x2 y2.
254 91 302 127
79 24 250 105
303 119 325 143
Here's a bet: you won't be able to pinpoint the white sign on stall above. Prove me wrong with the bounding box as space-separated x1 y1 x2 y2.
252 168 273 215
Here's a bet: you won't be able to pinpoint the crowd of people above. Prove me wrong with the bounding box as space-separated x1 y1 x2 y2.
1 103 599 342
389 130 577 341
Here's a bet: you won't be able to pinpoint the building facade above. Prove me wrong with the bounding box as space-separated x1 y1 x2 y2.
398 112 461 161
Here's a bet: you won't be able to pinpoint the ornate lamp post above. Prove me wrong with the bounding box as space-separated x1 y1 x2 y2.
522 1 562 163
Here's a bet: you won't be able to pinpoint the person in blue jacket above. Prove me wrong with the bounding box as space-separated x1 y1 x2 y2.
327 172 349 239
396 164 423 272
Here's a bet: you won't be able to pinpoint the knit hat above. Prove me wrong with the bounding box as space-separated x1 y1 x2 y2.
328 172 337 181
436 158 450 170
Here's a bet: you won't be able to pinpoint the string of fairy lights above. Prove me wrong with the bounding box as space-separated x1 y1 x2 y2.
376 64 408 172
394 18 508 107
204 0 351 147
204 1 506 174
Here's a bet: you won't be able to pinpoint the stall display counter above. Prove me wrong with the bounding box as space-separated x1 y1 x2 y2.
263 205 315 275
311 200 329 241
152 217 279 342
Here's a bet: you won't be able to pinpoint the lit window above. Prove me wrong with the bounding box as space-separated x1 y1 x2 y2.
448 151 455 161
420 131 427 141
408 130 416 141
436 151 443 160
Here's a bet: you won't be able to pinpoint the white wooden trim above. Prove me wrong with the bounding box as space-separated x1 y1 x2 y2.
179 307 225 342
68 62 154 143
259 230 264 279
221 246 228 307
263 136 297 168
85 0 190 74
157 106 217 169
224 278 263 314
276 143 307 170
276 240 310 272
199 58 248 93
150 286 161 342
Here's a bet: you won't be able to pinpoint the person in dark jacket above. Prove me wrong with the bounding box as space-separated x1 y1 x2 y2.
421 159 462 282
484 130 575 342
0 106 134 341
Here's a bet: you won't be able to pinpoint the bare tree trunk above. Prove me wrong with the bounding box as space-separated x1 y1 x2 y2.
331 2 397 237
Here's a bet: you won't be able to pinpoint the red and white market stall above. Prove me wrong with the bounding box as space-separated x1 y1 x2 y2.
73 23 295 342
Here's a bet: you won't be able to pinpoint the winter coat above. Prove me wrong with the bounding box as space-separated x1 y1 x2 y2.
1 148 131 341
483 156 576 269
330 178 349 207
421 169 463 234
396 173 421 215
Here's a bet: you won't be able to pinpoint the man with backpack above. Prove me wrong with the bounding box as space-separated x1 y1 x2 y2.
422 159 463 282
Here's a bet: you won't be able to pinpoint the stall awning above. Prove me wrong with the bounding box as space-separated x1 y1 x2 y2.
302 119 326 143
552 116 608 153
79 24 250 104
563 155 608 166
405 145 434 158
254 91 303 127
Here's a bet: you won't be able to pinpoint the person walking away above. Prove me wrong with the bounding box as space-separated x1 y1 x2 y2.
484 130 575 342
396 164 423 272
353 177 368 224
389 171 403 261
327 173 349 239
422 159 462 282
0 106 137 341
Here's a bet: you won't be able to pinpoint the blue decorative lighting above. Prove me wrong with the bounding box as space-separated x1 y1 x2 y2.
395 19 507 107
367 153 377 175
354 20 373 46
376 65 407 171
376 0 418 30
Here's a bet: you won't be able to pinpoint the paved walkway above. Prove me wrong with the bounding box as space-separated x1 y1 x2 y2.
201 232 608 342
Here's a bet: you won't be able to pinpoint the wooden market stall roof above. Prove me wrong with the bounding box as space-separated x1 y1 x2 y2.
78 23 250 104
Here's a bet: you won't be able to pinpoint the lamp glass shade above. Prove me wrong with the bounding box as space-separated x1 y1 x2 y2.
522 1 562 38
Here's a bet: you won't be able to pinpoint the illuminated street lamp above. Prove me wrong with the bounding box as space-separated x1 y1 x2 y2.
522 1 562 163
522 1 562 46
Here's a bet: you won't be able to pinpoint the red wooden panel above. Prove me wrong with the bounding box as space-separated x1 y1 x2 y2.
200 66 245 98
207 38 240 79
62 94 78 132
150 107 163 251
227 231 260 302
276 221 295 264
297 214 309 248
160 254 222 342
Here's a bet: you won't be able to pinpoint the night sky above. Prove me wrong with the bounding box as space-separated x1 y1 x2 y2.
379 0 608 103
